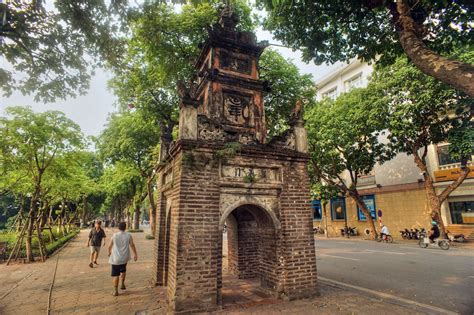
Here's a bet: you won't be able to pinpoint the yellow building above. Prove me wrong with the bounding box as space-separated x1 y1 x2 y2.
313 61 474 239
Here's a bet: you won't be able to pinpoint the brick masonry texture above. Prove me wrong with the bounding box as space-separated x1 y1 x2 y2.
154 143 319 313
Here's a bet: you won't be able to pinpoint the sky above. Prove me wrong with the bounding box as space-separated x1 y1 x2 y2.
0 27 340 138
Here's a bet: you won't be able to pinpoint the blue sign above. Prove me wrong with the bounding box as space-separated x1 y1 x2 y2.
357 195 376 221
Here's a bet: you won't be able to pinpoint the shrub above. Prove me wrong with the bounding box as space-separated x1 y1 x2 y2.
128 229 143 233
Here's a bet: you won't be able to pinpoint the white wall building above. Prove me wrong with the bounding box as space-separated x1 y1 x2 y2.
313 59 474 238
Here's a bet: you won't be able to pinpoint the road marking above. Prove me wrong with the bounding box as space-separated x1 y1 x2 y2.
469 276 474 279
318 276 458 315
365 249 406 255
320 254 360 261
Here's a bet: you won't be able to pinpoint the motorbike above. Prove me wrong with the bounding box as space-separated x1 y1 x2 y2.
376 234 393 243
400 229 411 240
340 227 358 236
418 235 450 250
447 230 466 243
313 226 325 234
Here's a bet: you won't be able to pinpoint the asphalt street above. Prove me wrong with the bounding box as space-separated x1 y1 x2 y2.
315 238 474 314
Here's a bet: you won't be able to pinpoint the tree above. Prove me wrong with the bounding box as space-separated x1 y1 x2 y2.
0 106 83 261
305 89 391 239
0 0 128 102
259 49 316 137
369 54 473 236
98 111 161 233
258 0 474 97
100 161 143 229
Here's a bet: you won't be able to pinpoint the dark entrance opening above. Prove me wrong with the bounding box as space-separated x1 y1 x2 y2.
219 204 279 308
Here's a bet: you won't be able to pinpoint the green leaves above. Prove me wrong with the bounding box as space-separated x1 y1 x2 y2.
259 49 316 137
369 53 473 160
305 87 389 186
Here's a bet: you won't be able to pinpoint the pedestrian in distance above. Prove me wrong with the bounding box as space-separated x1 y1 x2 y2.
108 221 138 296
87 220 106 268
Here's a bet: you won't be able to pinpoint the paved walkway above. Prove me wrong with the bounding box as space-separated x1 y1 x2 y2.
0 229 438 314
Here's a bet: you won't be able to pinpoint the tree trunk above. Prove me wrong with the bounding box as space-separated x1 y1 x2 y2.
323 202 329 238
133 205 140 230
81 195 88 228
392 0 474 97
147 177 157 236
25 186 41 262
349 191 378 239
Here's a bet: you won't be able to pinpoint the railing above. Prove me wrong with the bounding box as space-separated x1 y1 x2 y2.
438 161 472 170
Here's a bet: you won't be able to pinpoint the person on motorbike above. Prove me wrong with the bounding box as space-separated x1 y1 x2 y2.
381 224 389 241
429 221 440 243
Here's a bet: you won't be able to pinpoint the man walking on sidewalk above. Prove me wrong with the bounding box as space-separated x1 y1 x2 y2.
108 221 138 296
87 220 106 268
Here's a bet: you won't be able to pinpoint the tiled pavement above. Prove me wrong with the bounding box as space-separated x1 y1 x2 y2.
0 228 431 314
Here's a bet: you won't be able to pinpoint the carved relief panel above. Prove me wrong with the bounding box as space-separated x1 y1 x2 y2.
221 164 282 184
223 92 252 125
220 51 252 74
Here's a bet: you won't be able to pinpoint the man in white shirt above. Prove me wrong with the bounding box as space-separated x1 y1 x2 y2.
108 222 138 296
381 224 390 241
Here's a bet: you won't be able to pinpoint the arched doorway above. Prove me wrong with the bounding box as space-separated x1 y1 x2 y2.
218 204 280 306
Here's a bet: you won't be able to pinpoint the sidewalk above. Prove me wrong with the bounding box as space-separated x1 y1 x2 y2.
0 228 438 314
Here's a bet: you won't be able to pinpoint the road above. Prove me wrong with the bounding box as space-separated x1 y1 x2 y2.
315 238 474 315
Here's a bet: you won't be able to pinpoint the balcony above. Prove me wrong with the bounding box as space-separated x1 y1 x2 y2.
433 165 474 182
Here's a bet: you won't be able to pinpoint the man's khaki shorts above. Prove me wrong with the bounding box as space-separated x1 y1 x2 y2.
90 246 101 253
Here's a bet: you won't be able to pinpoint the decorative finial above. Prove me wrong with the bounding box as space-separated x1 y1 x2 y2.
219 4 238 29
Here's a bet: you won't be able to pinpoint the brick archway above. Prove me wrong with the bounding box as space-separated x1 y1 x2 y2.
218 204 280 305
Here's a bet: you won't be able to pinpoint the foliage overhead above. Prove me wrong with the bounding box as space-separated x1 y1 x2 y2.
259 49 316 137
0 0 128 102
258 0 474 96
369 52 473 162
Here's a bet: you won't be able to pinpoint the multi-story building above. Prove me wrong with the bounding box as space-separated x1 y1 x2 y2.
312 59 474 239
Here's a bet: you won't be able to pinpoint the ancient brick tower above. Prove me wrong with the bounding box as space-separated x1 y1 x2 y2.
153 7 318 313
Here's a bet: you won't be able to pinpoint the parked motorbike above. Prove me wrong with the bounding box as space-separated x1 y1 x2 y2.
313 226 325 234
447 230 466 243
400 229 412 239
340 227 358 236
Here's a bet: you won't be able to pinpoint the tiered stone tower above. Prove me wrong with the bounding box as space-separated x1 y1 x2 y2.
154 7 318 313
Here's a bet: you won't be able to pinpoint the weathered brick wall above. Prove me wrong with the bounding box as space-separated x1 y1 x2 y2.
279 160 318 299
170 149 221 313
154 143 318 313
226 213 239 276
236 211 259 278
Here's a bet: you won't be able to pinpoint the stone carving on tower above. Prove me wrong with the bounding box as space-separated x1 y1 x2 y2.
177 5 269 146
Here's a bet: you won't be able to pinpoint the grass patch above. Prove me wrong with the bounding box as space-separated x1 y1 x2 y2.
145 234 155 240
128 229 144 233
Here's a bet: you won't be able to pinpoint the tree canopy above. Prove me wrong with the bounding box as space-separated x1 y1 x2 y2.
258 0 474 97
305 88 391 237
0 0 128 102
367 52 473 233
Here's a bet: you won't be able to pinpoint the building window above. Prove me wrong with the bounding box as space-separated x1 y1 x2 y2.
357 195 377 221
330 197 346 221
344 73 362 91
322 87 338 100
437 145 460 166
449 201 474 225
312 200 322 221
